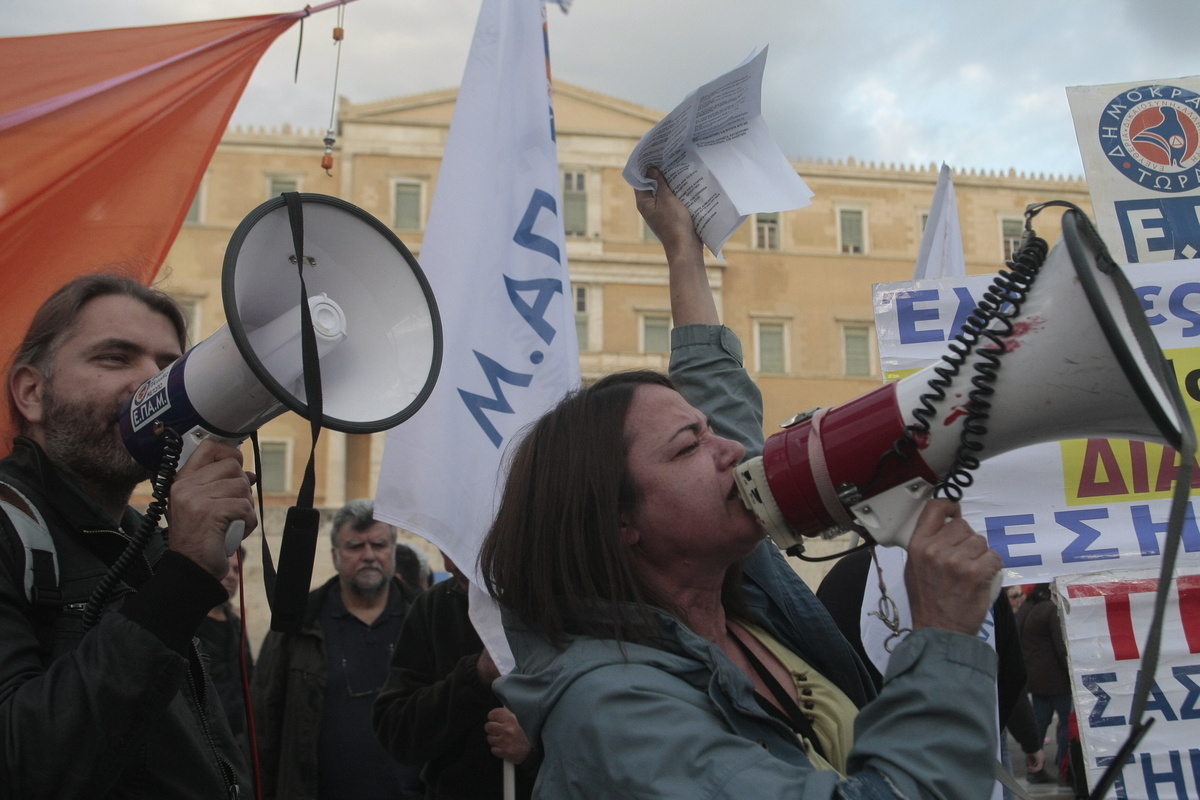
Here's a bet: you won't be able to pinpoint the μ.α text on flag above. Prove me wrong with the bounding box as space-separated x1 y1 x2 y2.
374 0 580 671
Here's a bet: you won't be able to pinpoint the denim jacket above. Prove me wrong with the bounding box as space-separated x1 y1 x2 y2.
494 325 998 799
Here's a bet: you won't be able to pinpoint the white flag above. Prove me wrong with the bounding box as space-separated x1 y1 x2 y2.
375 0 580 671
912 163 965 279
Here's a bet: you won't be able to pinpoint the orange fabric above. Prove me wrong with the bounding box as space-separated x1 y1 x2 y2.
0 14 298 454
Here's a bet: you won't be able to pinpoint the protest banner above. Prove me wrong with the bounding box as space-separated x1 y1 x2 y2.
872 261 1200 586
1067 76 1200 265
374 0 580 671
1059 566 1200 799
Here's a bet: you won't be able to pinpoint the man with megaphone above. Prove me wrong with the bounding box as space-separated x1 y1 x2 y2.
0 274 256 798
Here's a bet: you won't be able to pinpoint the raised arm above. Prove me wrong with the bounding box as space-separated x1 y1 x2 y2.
635 168 717 327
635 167 1002 799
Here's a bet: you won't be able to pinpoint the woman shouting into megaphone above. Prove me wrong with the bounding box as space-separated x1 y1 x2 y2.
478 169 1003 799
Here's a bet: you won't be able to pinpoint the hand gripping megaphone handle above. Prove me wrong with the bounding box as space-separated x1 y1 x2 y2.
174 427 251 557
851 480 1002 597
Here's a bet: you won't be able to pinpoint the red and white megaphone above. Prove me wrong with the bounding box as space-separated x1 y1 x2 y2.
735 206 1194 552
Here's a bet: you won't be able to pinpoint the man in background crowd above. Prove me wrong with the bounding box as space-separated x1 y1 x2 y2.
374 553 538 799
253 498 422 799
394 542 433 595
197 548 254 757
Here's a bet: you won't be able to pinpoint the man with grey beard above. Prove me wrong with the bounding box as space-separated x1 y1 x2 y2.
253 498 423 800
0 273 257 798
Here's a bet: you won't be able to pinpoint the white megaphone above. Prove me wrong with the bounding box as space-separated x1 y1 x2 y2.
735 206 1193 553
120 194 442 556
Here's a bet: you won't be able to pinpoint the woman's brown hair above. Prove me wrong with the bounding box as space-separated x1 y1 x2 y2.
480 369 745 647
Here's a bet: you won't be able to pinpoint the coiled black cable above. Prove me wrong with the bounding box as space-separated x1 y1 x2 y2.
81 427 183 631
925 227 1047 499
857 202 1080 504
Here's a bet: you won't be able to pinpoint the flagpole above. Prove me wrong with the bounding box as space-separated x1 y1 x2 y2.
282 0 362 20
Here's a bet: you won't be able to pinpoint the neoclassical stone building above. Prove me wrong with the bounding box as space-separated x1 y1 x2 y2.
157 80 1090 508
152 81 1092 605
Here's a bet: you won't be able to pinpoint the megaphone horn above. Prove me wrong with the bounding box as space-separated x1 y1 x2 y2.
121 194 443 555
736 204 1193 553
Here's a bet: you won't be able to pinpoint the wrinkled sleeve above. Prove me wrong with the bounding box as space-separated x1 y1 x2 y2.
665 323 999 799
669 324 766 458
0 543 220 799
373 593 496 764
848 628 999 798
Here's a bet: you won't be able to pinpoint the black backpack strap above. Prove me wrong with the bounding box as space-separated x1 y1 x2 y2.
0 480 61 608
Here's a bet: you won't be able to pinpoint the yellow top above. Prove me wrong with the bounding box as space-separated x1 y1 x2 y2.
740 621 859 775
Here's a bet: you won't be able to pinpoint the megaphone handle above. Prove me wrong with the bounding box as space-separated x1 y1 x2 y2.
225 520 246 557
168 427 251 558
853 480 1003 599
850 479 934 548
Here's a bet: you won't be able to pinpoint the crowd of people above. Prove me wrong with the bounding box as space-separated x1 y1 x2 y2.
0 174 1080 799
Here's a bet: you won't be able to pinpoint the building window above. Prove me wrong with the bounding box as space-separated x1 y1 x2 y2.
268 176 300 197
393 180 422 230
1002 217 1024 262
574 286 589 351
642 315 670 355
919 211 930 234
844 324 874 377
256 440 292 494
754 212 780 250
839 208 865 254
563 171 587 237
756 321 787 374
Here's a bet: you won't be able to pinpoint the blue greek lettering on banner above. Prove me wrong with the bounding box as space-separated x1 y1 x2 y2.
1056 509 1121 564
458 351 534 448
505 275 563 345
1083 672 1126 727
512 188 561 262
458 186 568 448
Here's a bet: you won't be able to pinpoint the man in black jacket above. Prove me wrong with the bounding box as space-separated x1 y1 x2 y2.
0 274 257 798
373 554 538 799
253 498 423 800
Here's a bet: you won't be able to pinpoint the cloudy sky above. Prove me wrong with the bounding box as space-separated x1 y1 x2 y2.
11 0 1200 178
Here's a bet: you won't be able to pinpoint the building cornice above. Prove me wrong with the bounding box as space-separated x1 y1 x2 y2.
792 156 1086 187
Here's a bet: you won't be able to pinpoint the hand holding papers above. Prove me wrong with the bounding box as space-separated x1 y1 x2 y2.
622 48 813 258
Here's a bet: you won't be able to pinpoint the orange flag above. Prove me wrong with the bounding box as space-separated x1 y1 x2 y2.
0 12 303 453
